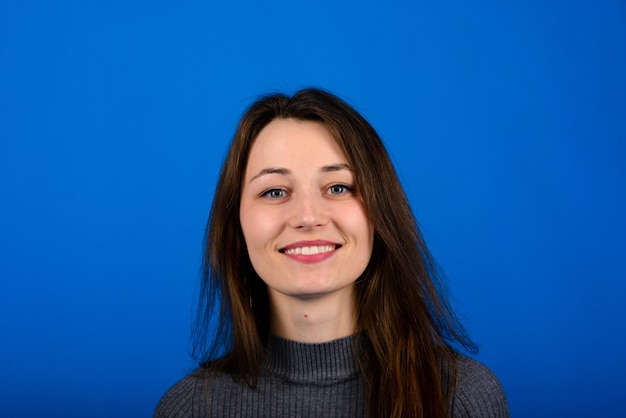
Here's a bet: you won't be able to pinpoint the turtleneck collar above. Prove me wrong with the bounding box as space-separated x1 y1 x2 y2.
262 334 361 384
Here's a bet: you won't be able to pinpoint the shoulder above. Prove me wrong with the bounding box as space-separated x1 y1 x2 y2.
451 355 510 418
154 369 209 418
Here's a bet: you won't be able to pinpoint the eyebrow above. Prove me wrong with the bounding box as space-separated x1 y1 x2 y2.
320 163 351 173
248 163 352 183
249 167 291 183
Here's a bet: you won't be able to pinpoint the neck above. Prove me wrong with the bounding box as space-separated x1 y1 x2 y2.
268 285 357 343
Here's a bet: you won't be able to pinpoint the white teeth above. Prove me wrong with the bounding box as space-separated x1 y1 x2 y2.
284 245 335 255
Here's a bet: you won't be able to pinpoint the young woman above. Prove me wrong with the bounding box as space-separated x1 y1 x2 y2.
155 88 509 417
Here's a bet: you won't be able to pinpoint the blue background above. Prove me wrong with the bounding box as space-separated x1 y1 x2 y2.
1 1 625 416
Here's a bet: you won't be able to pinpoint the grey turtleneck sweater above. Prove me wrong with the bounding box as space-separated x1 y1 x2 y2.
154 335 509 417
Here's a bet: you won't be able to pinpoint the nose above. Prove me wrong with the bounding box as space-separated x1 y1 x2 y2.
288 190 329 229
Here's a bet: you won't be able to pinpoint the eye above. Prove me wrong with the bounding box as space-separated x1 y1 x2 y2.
328 184 352 195
260 188 286 199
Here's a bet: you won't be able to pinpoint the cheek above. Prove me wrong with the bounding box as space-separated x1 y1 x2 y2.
335 204 374 259
239 203 258 250
240 205 278 252
346 205 373 242
240 208 281 282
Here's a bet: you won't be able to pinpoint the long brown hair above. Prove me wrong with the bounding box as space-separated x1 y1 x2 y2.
193 88 476 417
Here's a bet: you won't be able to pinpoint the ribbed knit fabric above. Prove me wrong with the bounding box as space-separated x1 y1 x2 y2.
154 335 509 417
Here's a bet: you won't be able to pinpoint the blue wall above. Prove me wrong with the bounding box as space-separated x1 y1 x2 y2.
1 1 624 416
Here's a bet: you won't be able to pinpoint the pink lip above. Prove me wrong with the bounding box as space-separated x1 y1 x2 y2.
280 240 339 250
279 240 341 263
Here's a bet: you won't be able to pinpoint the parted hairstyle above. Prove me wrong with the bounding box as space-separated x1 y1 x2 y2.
193 88 477 417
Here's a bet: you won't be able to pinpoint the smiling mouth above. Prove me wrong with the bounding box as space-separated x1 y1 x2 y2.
280 244 341 255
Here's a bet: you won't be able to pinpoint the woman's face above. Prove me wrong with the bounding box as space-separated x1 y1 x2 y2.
240 118 374 305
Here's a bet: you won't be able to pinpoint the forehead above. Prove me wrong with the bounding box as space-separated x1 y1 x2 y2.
245 119 348 173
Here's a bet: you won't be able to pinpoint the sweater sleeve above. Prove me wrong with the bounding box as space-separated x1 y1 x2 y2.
451 356 510 418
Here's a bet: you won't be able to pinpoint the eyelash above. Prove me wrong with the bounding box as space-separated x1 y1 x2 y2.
328 184 353 195
260 188 287 199
259 184 354 199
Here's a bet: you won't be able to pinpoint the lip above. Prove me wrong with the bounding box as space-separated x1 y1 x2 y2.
280 240 340 251
279 240 342 263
